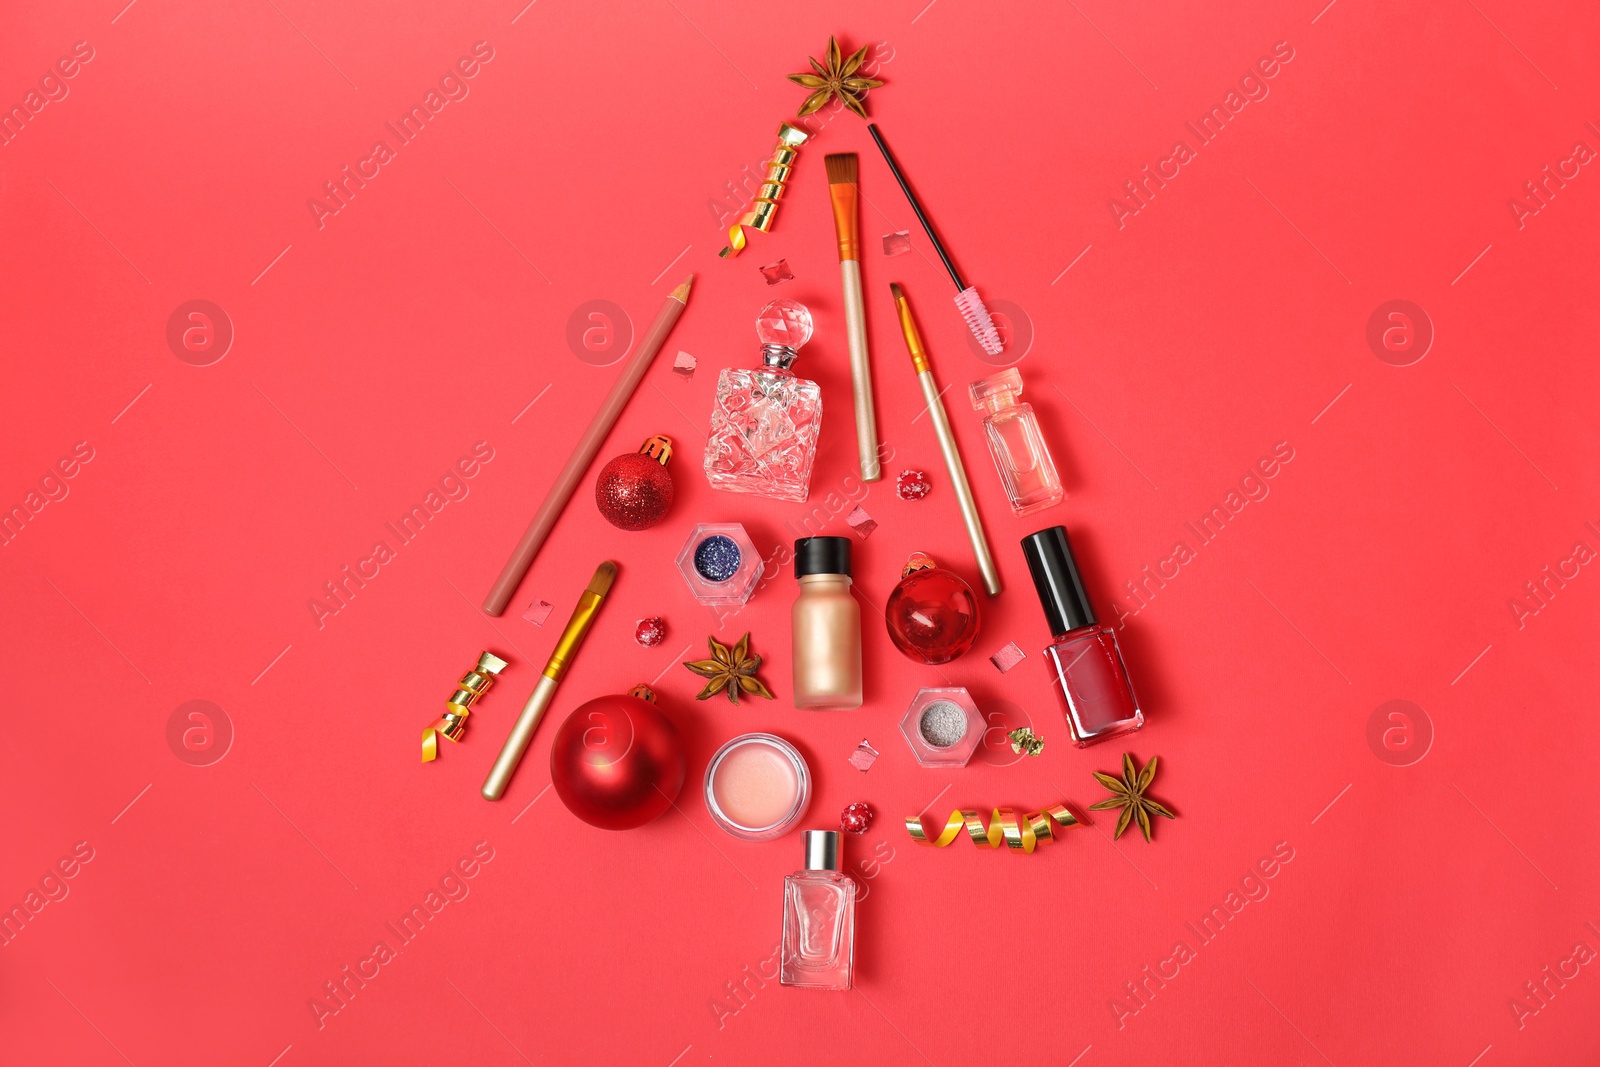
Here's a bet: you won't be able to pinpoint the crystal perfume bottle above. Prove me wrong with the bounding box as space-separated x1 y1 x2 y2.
703 300 823 503
969 369 1064 515
1021 526 1144 747
780 830 856 990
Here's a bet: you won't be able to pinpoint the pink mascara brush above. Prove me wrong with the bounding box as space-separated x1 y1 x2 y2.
867 123 1004 357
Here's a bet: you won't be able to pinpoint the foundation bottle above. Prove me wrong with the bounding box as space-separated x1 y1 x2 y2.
791 537 863 710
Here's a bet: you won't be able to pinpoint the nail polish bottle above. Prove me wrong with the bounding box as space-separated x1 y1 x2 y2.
1021 526 1144 746
969 369 1064 515
780 830 856 990
792 537 863 710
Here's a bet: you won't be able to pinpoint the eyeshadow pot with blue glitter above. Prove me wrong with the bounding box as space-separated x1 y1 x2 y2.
694 535 743 582
675 523 761 607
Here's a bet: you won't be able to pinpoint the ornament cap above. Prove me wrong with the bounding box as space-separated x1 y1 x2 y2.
640 435 673 466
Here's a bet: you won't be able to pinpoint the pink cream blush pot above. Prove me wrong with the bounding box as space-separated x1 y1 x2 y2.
704 733 811 841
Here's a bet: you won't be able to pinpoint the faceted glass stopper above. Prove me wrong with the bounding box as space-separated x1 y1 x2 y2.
755 299 813 350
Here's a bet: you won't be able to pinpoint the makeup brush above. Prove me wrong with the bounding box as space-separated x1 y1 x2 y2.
482 560 617 800
824 152 882 482
890 283 1002 596
868 124 1004 357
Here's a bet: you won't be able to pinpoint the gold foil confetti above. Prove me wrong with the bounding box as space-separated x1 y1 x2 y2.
421 650 508 762
905 805 1078 854
1008 727 1045 757
720 123 808 258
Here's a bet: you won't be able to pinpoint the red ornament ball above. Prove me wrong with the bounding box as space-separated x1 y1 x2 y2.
896 469 931 500
635 617 666 647
841 802 873 835
595 452 674 530
885 565 982 664
550 694 686 830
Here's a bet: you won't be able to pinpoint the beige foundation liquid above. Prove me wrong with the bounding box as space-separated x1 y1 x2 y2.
791 537 863 710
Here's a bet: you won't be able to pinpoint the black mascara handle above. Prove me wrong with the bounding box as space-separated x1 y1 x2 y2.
867 123 965 292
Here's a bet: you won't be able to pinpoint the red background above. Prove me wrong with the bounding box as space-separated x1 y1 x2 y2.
3 1 1597 1064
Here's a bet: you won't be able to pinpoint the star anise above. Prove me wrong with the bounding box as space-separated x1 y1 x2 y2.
682 632 776 705
1088 753 1177 842
788 36 883 119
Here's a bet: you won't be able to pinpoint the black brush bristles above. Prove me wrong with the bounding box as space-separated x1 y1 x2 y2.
824 152 859 185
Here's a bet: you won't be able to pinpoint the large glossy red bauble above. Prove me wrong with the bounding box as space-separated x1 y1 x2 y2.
884 566 982 664
550 694 686 830
594 452 674 530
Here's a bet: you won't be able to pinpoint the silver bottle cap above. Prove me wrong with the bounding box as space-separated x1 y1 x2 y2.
760 342 801 369
804 830 841 871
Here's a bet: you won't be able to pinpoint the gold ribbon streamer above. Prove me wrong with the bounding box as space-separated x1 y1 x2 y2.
906 805 1078 854
720 123 809 258
422 651 508 762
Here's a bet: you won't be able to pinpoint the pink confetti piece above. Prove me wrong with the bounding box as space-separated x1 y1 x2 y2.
847 739 879 772
672 350 696 379
846 504 877 539
882 231 911 257
522 599 554 626
759 259 794 285
989 640 1026 674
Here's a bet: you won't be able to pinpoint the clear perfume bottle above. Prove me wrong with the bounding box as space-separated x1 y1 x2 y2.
780 830 856 990
704 299 823 503
969 369 1064 515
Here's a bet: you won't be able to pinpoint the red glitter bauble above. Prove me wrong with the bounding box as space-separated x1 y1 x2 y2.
841 802 873 834
595 452 674 530
550 694 686 830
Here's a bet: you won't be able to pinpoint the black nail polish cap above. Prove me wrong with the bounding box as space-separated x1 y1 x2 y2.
1021 526 1096 636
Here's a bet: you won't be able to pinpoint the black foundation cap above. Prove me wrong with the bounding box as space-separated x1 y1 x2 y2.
794 536 852 578
1021 526 1096 635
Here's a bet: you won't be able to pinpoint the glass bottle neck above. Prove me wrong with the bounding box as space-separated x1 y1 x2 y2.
978 392 1023 415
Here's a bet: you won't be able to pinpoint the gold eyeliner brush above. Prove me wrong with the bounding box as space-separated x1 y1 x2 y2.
889 283 1001 596
482 561 617 800
825 152 881 482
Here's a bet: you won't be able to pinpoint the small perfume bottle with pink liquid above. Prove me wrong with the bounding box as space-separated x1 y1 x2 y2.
970 368 1064 515
703 300 823 503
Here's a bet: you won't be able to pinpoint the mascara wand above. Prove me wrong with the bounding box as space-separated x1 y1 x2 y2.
867 123 1004 357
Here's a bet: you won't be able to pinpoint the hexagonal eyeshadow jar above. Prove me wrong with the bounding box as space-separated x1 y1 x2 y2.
676 523 762 606
899 687 984 767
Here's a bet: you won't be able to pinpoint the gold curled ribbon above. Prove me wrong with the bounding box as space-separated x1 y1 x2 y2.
720 123 809 258
422 650 508 762
906 805 1078 854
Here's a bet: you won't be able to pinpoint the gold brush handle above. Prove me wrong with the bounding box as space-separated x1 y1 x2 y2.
481 675 558 801
919 370 1002 596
